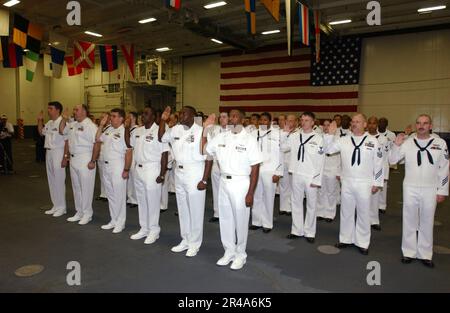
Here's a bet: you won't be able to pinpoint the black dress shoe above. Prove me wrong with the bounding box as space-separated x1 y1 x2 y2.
317 217 325 221
421 259 435 268
401 256 413 264
285 212 292 217
335 242 352 249
249 225 262 230
128 204 138 208
287 234 301 239
371 224 382 231
279 211 286 216
379 209 386 215
160 209 167 214
325 218 334 223
358 247 369 255
305 237 315 244
262 228 272 233
209 217 219 223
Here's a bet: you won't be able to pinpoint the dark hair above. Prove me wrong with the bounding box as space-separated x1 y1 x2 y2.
302 111 316 120
129 111 138 120
251 113 261 119
183 106 197 116
144 105 156 116
323 119 332 124
111 108 126 119
48 101 63 113
260 112 272 122
333 114 342 119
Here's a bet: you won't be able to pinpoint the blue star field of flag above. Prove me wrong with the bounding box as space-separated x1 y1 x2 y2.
311 36 362 86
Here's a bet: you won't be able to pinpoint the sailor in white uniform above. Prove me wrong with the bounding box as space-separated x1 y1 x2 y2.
390 114 449 268
130 106 169 244
96 118 111 202
367 116 390 231
250 112 283 232
159 106 209 258
317 119 340 222
377 117 396 212
92 109 132 234
282 112 325 242
37 102 67 218
126 112 139 207
203 109 263 270
207 112 229 223
325 114 384 255
61 104 98 225
279 115 298 216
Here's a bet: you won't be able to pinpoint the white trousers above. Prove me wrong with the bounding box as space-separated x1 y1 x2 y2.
279 167 292 213
160 170 169 211
219 175 251 260
340 179 372 249
379 181 388 211
97 160 107 198
127 160 137 205
46 148 66 211
291 174 318 238
135 163 162 236
370 189 381 226
402 186 437 260
211 162 221 218
103 160 127 228
175 164 206 250
317 174 339 219
252 171 276 229
168 163 176 193
70 153 96 218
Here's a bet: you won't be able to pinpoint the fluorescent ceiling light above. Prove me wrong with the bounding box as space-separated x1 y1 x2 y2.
156 47 171 52
262 29 280 35
329 19 352 25
84 31 103 38
3 0 20 7
139 17 156 24
23 49 29 52
211 38 223 44
418 5 446 13
204 1 227 9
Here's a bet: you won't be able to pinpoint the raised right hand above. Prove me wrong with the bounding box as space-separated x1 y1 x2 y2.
161 106 171 122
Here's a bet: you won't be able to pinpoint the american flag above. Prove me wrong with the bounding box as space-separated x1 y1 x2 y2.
219 38 361 118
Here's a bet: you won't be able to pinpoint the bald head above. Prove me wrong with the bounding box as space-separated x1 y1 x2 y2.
351 113 368 135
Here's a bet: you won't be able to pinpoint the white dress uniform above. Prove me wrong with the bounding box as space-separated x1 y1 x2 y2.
279 129 296 214
161 123 207 252
97 125 111 199
206 128 263 262
65 118 98 223
132 123 170 239
377 130 396 209
317 149 341 220
335 127 351 205
251 127 283 230
161 147 174 211
390 135 449 260
126 125 138 205
99 125 130 231
42 116 67 216
282 130 325 238
369 134 390 226
324 132 384 249
167 148 176 194
208 125 229 219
